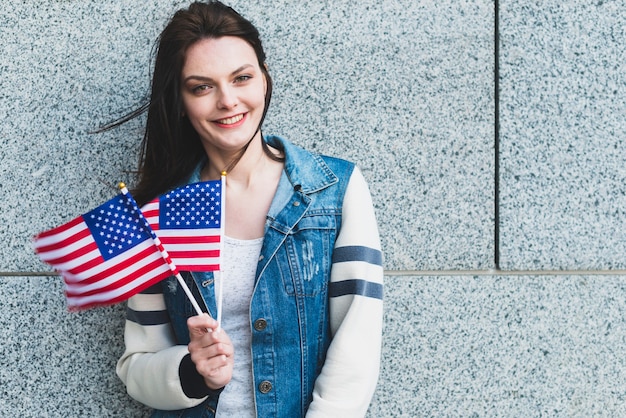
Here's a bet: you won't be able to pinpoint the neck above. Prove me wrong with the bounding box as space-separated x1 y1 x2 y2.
201 133 267 186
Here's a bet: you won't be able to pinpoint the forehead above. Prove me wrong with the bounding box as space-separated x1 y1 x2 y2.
182 36 259 76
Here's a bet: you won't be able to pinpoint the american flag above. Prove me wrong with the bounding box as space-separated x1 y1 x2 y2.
141 180 222 272
34 193 173 310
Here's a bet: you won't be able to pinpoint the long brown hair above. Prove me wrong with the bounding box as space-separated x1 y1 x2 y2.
103 1 277 205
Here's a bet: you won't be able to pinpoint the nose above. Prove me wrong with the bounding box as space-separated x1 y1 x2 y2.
217 85 238 109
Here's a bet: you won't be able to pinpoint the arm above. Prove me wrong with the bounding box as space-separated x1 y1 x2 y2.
307 167 384 417
116 287 226 410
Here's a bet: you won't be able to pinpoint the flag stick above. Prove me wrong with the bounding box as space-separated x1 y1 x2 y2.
216 172 226 327
119 183 204 316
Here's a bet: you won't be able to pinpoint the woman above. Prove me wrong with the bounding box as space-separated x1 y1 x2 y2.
114 2 383 417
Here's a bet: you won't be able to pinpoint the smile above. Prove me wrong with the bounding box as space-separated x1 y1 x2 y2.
215 113 245 126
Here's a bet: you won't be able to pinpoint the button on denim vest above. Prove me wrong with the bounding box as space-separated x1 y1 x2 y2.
156 136 354 418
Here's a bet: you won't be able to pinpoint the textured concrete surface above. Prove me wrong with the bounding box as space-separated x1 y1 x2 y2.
372 275 626 417
499 1 626 270
1 0 494 273
1 0 625 416
3 275 626 416
0 276 150 417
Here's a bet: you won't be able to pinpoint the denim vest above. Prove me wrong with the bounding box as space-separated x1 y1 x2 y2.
155 135 354 418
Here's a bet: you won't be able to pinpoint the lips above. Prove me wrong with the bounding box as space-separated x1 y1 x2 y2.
215 113 245 126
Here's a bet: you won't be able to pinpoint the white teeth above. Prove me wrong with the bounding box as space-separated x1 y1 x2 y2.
217 114 244 125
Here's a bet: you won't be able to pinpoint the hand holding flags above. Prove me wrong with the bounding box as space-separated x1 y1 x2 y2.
34 179 225 316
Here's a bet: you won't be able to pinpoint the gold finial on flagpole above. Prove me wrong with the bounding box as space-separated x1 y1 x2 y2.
118 182 126 190
221 171 227 177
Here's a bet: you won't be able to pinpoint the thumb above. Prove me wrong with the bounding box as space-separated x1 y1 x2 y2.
187 313 218 335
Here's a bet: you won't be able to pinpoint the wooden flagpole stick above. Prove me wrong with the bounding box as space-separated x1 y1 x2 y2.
119 183 204 316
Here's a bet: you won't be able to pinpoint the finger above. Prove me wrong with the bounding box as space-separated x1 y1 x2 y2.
189 349 233 383
187 313 218 336
189 343 233 382
198 356 233 389
188 328 233 359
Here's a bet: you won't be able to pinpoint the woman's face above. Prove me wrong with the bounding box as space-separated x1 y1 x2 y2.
180 36 267 155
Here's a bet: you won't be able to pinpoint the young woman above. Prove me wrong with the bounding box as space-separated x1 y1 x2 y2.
114 2 383 417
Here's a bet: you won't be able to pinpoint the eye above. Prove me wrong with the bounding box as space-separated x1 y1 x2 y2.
191 84 212 95
234 74 252 83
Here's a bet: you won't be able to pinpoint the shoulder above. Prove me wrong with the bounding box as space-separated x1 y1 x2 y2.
265 134 355 185
318 154 355 175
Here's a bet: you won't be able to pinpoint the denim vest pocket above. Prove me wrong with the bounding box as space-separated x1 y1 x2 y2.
278 213 337 297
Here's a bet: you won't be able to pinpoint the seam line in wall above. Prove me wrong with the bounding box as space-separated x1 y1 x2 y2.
494 0 501 269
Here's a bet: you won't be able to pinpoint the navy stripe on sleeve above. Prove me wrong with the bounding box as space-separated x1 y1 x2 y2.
126 307 170 326
329 279 383 300
139 283 163 294
332 246 382 266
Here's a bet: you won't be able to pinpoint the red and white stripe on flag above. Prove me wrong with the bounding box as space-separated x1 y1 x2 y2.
141 180 222 272
34 193 172 310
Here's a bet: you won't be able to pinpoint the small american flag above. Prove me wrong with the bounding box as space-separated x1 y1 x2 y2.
34 193 172 310
141 180 223 272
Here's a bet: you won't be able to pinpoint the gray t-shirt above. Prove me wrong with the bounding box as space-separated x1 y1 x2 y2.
216 235 263 417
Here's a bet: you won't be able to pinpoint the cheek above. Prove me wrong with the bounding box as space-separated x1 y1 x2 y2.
182 104 213 136
252 84 268 109
183 98 211 122
261 76 268 96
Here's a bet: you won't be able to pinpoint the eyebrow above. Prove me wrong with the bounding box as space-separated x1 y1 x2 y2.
183 64 255 83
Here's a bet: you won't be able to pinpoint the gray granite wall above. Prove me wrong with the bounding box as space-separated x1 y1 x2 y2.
1 0 625 416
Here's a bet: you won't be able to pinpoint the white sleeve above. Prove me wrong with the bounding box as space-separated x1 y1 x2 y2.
116 291 207 411
307 166 384 417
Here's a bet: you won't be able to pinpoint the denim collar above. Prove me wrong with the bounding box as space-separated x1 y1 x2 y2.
187 135 338 194
266 134 338 194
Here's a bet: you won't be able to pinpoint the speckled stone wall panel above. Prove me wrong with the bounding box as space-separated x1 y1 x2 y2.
0 1 186 272
1 0 494 415
0 276 150 417
499 1 626 270
1 0 495 273
4 274 626 416
256 0 496 270
370 275 626 417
